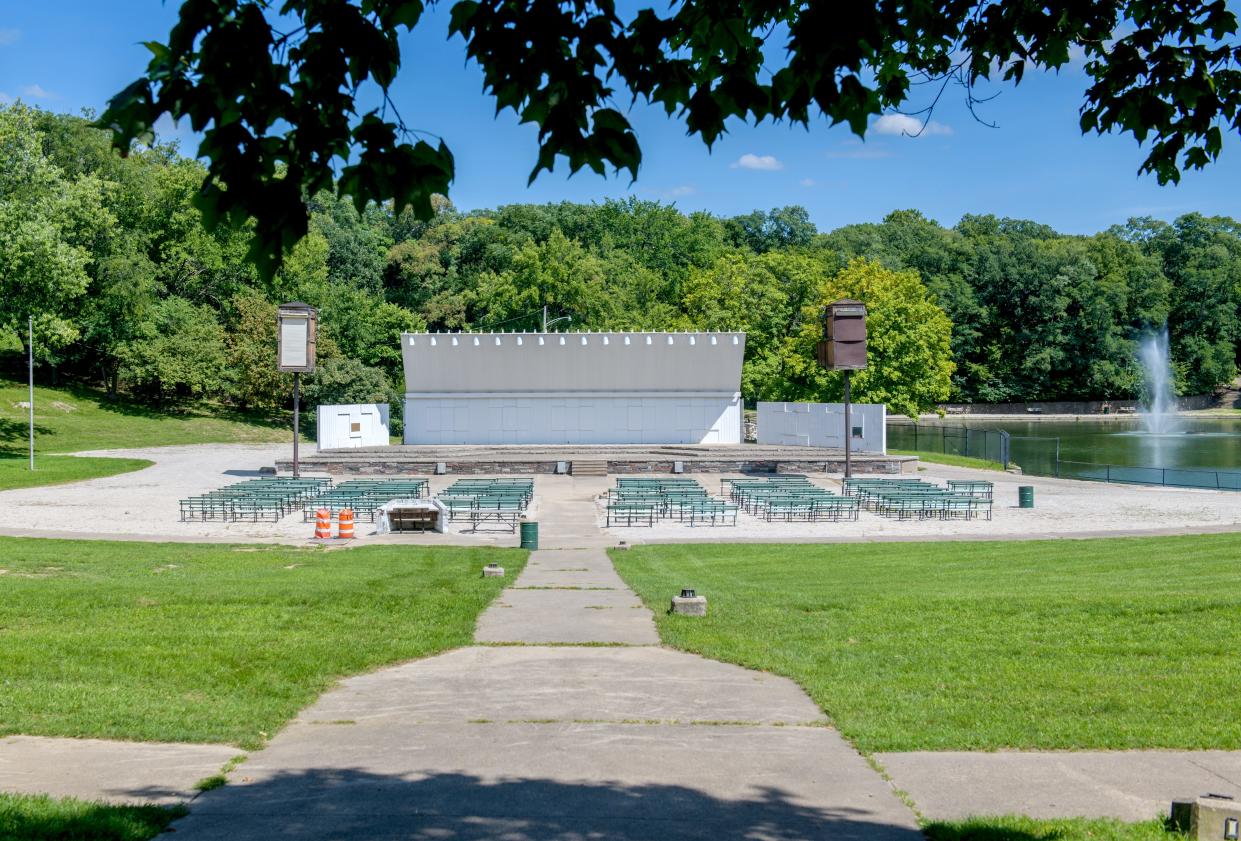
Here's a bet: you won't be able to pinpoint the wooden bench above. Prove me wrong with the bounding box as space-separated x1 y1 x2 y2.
387 507 439 533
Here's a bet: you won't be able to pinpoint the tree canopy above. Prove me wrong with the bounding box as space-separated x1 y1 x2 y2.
5 106 1241 422
100 0 1241 275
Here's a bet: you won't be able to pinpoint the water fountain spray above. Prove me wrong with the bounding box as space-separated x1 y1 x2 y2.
1138 327 1179 435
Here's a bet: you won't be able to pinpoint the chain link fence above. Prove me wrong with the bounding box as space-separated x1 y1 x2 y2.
886 423 1010 468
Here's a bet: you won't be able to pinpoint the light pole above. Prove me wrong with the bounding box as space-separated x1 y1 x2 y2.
542 305 572 332
27 315 34 471
277 303 318 478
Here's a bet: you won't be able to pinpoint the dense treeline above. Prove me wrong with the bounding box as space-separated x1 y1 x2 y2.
3 104 1240 422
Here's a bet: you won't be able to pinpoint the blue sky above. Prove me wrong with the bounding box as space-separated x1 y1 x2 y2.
2 1 1237 234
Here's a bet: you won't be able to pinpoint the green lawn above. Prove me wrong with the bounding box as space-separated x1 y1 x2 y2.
0 453 153 491
924 816 1179 841
0 538 525 748
0 793 185 841
611 535 1241 752
890 449 1006 471
0 378 294 455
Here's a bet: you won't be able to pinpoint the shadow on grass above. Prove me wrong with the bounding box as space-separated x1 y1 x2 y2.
0 418 53 449
168 767 924 840
923 816 1182 841
0 792 186 841
60 382 290 431
924 823 1065 841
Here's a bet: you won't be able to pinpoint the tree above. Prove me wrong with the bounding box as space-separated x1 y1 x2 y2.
472 230 616 329
1131 214 1241 393
225 293 289 410
117 296 228 403
780 259 955 418
725 207 817 254
678 251 826 401
0 104 107 361
99 0 1241 276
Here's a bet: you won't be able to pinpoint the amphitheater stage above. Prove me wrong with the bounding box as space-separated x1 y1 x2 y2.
276 444 917 476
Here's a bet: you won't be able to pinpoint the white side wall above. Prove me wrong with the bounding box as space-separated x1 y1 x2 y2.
405 392 741 445
756 402 886 453
317 403 390 450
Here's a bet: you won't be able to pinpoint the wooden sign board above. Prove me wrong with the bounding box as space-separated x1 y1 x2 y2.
277 304 317 373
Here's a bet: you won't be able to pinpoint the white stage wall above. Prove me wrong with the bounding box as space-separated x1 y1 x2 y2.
756 401 886 453
317 403 390 450
401 332 745 445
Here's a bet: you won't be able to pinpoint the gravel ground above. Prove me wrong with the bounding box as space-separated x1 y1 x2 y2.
0 445 520 545
596 465 1241 542
1 444 1238 544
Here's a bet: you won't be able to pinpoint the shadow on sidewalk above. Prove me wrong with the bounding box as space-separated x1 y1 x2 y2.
160 767 924 840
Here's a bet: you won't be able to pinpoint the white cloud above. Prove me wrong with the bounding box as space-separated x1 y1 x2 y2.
20 84 56 100
872 113 952 137
799 178 816 187
731 153 784 171
0 92 10 104
662 184 696 198
0 29 19 46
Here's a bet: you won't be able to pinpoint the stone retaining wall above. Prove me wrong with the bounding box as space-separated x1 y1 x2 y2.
937 393 1217 415
276 456 913 476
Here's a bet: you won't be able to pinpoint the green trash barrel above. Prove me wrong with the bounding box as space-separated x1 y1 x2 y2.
1018 486 1035 508
520 520 539 550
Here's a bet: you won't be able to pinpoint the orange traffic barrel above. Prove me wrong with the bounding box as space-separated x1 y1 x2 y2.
314 508 332 539
337 508 355 539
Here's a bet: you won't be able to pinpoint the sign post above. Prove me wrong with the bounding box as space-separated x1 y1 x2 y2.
816 301 868 479
277 303 318 478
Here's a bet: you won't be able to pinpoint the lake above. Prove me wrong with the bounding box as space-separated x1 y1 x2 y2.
888 416 1241 480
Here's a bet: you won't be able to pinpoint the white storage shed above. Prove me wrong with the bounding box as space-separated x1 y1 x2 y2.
401 332 745 445
317 403 390 450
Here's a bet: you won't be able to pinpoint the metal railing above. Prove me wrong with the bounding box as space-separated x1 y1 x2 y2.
1006 434 1241 491
1050 459 1241 490
886 423 1010 469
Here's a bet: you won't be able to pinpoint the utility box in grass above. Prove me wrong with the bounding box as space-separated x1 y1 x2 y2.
1171 796 1241 841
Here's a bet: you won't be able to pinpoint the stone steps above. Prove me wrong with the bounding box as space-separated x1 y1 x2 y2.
570 460 608 476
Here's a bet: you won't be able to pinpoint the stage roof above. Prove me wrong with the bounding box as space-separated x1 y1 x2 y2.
401 331 745 394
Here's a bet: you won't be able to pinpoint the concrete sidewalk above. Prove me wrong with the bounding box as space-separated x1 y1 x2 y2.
168 544 923 840
877 750 1241 822
474 548 658 645
0 736 237 805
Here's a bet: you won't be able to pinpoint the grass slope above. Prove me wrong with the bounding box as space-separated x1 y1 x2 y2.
890 449 1007 471
0 453 153 491
612 535 1241 752
0 793 185 841
924 816 1179 841
0 538 525 748
0 378 292 455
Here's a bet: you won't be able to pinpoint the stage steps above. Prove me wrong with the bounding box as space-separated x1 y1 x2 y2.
571 460 608 477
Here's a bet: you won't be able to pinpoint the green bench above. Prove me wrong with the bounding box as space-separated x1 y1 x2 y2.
607 501 658 527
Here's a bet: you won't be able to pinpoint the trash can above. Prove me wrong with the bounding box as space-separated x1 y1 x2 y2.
1018 486 1035 508
519 520 539 550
